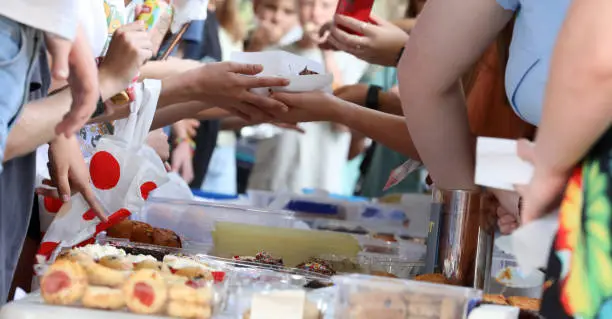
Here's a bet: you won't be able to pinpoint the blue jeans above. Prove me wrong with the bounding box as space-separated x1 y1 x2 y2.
201 145 237 195
0 16 41 173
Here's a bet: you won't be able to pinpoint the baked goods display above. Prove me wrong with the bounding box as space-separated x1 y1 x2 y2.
106 220 182 249
39 244 218 318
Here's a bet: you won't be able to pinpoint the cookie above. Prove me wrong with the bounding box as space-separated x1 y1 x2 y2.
135 260 170 272
56 250 94 265
167 300 212 319
83 262 128 287
483 294 509 305
82 286 125 310
169 284 213 304
41 260 87 305
507 296 541 312
123 269 168 314
174 267 213 281
414 273 450 284
99 255 133 271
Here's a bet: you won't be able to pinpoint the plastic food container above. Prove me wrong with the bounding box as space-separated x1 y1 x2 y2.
333 274 482 319
134 198 296 245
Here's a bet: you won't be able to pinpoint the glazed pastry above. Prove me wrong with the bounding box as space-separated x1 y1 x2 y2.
41 260 87 305
174 267 213 281
123 269 168 314
130 221 154 244
167 300 212 319
81 286 126 310
106 220 133 239
83 262 128 287
169 284 213 304
152 228 182 248
99 255 133 271
507 296 541 312
483 294 509 305
134 260 170 273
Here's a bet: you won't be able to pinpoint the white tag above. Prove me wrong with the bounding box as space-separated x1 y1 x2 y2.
475 137 534 191
251 290 306 319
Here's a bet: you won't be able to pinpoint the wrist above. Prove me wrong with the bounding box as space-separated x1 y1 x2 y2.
98 68 123 101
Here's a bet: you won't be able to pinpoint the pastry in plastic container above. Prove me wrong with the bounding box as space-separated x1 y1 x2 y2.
40 260 88 305
334 274 482 319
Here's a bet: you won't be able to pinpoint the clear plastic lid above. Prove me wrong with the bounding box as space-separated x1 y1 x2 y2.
333 274 482 319
135 197 297 244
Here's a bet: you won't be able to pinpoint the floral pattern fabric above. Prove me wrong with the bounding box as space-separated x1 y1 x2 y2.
541 128 612 319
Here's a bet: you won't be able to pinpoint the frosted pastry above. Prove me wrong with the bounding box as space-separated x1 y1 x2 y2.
99 255 134 271
83 262 128 287
169 284 213 304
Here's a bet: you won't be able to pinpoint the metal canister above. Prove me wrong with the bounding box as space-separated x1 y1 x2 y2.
436 189 496 288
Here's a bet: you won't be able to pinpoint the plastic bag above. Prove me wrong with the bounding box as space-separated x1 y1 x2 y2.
37 80 168 261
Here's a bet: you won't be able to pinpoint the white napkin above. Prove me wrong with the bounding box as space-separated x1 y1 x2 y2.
475 137 534 191
495 212 558 275
230 51 334 94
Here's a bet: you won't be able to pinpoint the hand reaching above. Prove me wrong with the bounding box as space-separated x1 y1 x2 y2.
171 140 195 183
185 62 290 121
515 139 569 224
146 129 170 162
46 25 99 137
99 21 153 98
324 15 409 66
36 135 107 222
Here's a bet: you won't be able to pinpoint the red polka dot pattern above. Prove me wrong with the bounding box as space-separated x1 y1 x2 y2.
140 181 158 200
82 209 97 221
90 151 121 190
38 241 60 260
43 196 63 213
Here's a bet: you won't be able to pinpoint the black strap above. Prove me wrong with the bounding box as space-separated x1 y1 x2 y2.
365 85 382 111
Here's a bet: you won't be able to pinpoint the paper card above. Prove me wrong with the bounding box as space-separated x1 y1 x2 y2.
230 51 334 94
251 290 306 319
475 137 534 191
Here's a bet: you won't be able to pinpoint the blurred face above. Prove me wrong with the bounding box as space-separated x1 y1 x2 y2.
254 0 299 33
298 0 338 31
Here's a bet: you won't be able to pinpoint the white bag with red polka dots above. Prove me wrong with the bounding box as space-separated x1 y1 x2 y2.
37 79 170 261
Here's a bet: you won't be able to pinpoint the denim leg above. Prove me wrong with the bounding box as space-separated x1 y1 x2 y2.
0 16 41 173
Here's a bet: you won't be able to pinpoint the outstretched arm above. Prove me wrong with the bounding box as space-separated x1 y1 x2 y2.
398 0 513 190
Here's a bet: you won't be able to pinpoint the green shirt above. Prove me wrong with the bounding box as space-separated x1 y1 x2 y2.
359 67 422 198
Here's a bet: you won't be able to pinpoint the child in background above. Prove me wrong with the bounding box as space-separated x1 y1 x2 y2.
248 0 369 194
244 0 301 52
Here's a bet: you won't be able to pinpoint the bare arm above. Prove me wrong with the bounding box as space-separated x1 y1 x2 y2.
398 0 513 190
533 0 612 173
139 58 202 80
4 74 126 161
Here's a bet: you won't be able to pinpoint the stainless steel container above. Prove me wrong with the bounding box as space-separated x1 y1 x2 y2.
435 189 496 288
